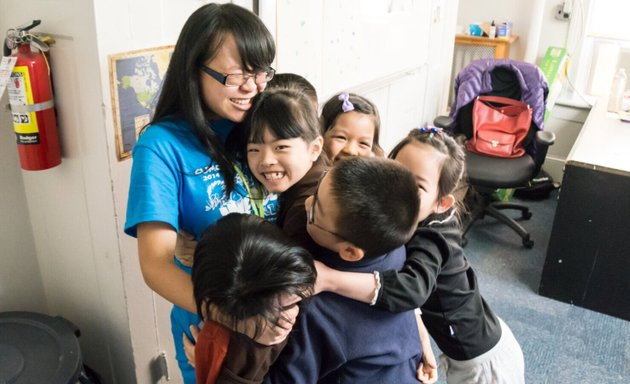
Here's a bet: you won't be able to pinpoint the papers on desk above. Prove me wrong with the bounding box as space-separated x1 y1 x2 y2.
570 101 630 173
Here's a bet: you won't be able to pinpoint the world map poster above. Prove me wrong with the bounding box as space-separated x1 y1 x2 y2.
109 46 174 160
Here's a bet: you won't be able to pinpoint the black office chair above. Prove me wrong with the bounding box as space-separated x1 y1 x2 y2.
435 59 556 248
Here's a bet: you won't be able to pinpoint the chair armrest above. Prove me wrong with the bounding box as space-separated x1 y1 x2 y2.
532 130 556 174
536 130 556 146
433 115 455 130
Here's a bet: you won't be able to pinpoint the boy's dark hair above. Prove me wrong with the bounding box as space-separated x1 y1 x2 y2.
245 88 321 145
151 3 275 193
192 213 316 337
329 157 420 258
320 92 384 156
389 128 466 201
267 73 318 107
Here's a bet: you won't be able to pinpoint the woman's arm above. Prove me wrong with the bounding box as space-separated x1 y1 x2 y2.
137 222 197 313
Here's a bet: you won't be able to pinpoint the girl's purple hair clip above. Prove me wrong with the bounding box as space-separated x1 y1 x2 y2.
338 92 355 112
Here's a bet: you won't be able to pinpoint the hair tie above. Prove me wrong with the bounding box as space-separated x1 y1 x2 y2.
338 92 355 112
418 126 443 138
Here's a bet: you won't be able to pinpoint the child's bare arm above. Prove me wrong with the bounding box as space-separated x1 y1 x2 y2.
316 245 440 312
314 260 375 303
415 312 438 384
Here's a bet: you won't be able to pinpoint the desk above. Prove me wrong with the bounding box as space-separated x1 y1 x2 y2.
539 99 630 320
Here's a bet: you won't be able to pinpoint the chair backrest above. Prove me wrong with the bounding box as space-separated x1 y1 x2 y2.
449 59 549 156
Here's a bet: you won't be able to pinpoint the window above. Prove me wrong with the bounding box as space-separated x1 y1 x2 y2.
568 0 630 98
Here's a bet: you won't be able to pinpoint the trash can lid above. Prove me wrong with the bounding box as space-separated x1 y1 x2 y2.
0 311 83 384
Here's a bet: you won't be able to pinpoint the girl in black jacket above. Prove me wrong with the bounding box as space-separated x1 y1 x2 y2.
316 128 525 384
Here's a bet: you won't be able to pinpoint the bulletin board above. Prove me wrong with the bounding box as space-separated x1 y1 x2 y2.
270 0 430 99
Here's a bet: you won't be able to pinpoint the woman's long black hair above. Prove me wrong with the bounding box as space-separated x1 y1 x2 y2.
151 3 275 193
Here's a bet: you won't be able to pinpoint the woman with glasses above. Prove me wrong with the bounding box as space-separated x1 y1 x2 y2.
124 4 282 383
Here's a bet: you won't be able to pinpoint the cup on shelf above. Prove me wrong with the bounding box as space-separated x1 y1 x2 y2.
468 23 483 36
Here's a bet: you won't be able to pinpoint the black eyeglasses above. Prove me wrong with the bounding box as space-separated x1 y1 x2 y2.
308 170 347 241
200 65 275 87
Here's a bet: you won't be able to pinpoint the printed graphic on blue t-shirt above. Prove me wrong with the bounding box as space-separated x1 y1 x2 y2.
125 119 278 240
187 160 276 236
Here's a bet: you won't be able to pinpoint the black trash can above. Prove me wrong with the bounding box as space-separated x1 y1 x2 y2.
0 311 100 384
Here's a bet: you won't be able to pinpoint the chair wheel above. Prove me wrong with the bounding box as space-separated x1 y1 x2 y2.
460 237 469 247
522 211 532 220
523 238 534 248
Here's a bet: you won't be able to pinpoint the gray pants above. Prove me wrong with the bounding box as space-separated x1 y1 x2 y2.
440 318 525 384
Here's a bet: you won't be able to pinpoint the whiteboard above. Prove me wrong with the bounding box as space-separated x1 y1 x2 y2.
265 0 432 99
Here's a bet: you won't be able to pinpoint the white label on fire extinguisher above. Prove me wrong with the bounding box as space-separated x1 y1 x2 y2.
8 66 40 143
0 56 18 98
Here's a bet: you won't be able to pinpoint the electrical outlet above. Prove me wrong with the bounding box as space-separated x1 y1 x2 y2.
151 352 170 382
555 4 571 21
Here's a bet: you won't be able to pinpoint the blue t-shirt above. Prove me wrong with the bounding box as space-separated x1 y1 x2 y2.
125 118 278 240
125 117 278 384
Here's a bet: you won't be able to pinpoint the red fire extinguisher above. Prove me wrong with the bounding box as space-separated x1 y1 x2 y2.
5 20 61 170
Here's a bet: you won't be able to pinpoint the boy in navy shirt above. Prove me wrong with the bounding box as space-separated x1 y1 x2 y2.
264 157 427 383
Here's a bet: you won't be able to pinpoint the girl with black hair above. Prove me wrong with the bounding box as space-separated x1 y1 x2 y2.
320 92 385 161
191 213 316 384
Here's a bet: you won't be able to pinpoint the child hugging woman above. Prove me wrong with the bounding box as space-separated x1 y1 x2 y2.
236 83 330 253
185 79 331 383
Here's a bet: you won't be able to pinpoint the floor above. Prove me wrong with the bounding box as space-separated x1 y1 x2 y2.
431 190 630 383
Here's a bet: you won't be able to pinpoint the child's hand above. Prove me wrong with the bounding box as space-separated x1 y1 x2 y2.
416 353 438 383
208 302 300 346
174 230 197 267
251 304 300 346
416 313 438 383
183 324 200 368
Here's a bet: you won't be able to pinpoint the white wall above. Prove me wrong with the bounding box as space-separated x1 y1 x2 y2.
0 92 46 313
457 0 572 64
0 1 135 382
258 0 456 154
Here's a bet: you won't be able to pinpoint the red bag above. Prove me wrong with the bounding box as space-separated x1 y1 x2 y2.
466 95 532 158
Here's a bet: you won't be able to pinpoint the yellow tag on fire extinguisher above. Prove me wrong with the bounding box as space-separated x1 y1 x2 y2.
8 66 40 139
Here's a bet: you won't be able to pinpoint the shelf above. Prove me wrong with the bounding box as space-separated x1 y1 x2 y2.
455 34 519 59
